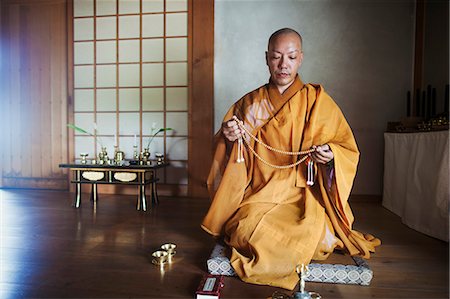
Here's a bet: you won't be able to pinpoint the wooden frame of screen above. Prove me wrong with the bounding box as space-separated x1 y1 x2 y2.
66 0 214 198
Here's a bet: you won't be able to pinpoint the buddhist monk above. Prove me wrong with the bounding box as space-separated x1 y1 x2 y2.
202 28 381 290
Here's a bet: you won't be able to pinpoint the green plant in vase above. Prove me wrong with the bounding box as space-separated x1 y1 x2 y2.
145 126 173 158
67 123 106 162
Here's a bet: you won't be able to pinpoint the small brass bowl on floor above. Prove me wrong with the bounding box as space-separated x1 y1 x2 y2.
152 250 168 265
161 243 176 263
161 243 176 255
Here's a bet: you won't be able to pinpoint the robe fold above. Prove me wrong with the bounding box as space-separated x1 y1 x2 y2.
201 77 381 290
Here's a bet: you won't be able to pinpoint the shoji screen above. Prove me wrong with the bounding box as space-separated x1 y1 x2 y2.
72 0 188 189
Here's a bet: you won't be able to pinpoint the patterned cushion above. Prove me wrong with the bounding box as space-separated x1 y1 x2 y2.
207 243 236 276
305 257 373 286
206 243 373 285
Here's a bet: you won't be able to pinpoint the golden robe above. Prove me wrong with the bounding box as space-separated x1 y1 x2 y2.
201 77 381 290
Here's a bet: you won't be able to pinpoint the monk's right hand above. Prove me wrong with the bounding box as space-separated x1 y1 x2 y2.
222 119 242 142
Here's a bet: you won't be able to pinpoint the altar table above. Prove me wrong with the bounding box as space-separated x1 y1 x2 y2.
59 162 168 212
382 131 449 241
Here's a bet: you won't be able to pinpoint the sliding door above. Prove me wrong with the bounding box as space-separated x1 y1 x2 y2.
0 0 68 189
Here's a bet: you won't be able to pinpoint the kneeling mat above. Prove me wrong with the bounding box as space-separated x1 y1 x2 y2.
207 243 373 286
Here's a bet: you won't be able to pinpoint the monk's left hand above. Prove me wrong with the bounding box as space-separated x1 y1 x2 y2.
310 144 334 164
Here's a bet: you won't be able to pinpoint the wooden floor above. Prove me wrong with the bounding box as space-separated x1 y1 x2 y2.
0 189 448 299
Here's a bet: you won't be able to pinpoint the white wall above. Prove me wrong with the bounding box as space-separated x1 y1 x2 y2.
214 0 415 195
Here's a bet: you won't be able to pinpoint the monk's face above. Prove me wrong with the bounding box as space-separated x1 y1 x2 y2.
266 33 303 93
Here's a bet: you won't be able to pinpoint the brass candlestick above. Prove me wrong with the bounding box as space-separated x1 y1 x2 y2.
133 145 139 161
293 264 321 299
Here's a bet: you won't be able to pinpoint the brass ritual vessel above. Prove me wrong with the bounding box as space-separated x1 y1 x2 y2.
152 243 177 267
98 147 108 164
80 153 88 164
272 264 321 299
152 250 168 265
161 243 176 263
114 146 125 165
140 148 151 165
155 153 164 165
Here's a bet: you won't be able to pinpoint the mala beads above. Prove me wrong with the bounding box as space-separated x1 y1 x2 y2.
232 115 317 185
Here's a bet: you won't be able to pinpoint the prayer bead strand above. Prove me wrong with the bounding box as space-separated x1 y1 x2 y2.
233 116 315 170
233 115 315 156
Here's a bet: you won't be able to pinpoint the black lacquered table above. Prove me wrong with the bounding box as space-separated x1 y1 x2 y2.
59 162 168 212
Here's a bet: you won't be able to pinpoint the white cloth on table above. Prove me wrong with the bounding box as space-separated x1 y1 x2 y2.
383 131 449 242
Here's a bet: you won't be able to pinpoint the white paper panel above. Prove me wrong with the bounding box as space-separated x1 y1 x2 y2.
119 88 140 111
74 0 94 17
166 62 187 86
96 17 117 39
74 18 94 41
166 0 187 12
142 14 164 37
119 0 140 14
119 64 140 87
166 38 187 61
74 112 95 133
97 89 117 111
119 15 140 39
119 112 140 135
142 88 164 110
142 38 164 62
142 63 164 86
96 0 117 16
166 87 187 111
74 41 94 64
97 65 117 87
166 13 187 36
119 39 140 63
142 0 163 13
75 136 95 158
166 112 188 135
96 113 117 135
96 40 117 63
75 89 94 112
74 65 94 88
142 112 164 137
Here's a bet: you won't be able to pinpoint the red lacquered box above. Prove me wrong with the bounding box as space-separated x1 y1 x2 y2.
196 274 224 299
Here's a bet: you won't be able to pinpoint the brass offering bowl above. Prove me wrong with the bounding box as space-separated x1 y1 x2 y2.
80 153 88 164
152 250 168 265
161 243 176 254
161 243 176 263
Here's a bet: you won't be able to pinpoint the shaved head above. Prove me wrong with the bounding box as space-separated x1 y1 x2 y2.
268 28 303 50
265 28 304 94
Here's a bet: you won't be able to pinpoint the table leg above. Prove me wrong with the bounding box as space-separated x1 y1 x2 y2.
90 183 98 203
151 178 159 207
137 172 147 211
73 170 81 208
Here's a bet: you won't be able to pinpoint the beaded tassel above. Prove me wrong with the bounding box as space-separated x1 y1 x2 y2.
236 137 244 163
306 159 314 186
